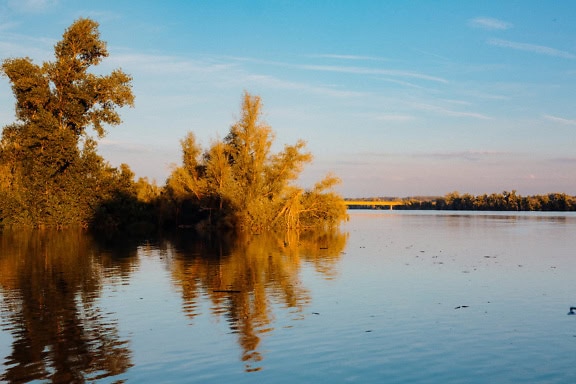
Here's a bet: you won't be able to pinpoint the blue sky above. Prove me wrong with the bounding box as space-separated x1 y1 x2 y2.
1 0 575 197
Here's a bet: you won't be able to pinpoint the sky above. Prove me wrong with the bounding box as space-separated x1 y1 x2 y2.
1 0 576 197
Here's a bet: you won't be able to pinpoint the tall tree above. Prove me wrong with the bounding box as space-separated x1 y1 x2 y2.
166 92 348 231
0 18 134 227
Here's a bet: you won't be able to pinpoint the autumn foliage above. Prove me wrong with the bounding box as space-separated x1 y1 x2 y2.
165 93 348 231
0 18 136 227
0 18 347 232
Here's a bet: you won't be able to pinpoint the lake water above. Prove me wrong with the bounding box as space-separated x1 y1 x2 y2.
1 211 576 383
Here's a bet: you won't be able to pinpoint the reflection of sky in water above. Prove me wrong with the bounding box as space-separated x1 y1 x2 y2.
2 212 576 383
100 256 242 382
286 212 576 382
312 211 576 383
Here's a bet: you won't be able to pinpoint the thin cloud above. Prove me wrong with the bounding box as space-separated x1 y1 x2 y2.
461 90 509 101
0 35 54 60
378 77 424 89
374 114 415 122
412 103 491 120
415 150 507 161
0 21 19 32
212 55 448 84
550 157 576 164
106 53 237 74
309 54 391 62
107 53 367 98
349 150 506 161
544 114 576 126
244 74 365 98
7 0 58 13
488 38 576 59
469 17 512 30
298 64 448 83
98 138 155 154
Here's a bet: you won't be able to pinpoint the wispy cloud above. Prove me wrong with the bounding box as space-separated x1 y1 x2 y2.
298 64 448 83
469 17 512 30
106 52 367 98
208 55 448 85
543 114 576 126
0 21 19 32
415 150 507 161
106 53 237 74
309 54 390 62
378 78 424 89
244 74 365 98
412 103 491 120
7 0 58 13
0 35 54 60
98 138 156 154
374 114 415 122
550 157 576 164
346 150 507 162
488 38 576 59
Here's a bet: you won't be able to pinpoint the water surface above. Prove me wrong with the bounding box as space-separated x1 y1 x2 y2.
1 211 576 383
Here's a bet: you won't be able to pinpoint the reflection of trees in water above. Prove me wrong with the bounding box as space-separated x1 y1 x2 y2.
168 229 348 372
0 229 138 383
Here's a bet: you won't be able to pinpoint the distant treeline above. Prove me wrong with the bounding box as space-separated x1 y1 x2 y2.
349 191 576 211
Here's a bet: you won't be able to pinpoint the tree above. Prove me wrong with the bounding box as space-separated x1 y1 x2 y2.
0 18 134 227
165 92 348 231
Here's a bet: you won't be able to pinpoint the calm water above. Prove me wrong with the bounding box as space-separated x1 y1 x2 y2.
1 211 576 383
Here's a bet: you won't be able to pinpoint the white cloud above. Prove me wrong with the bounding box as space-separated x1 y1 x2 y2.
378 78 424 89
0 37 53 59
374 114 415 122
416 150 507 161
298 64 448 83
7 0 58 13
469 17 512 30
244 74 364 98
488 39 576 59
106 53 237 75
412 103 491 120
309 54 390 62
543 114 576 126
218 56 448 84
0 21 19 32
551 157 576 164
106 52 367 98
97 138 154 154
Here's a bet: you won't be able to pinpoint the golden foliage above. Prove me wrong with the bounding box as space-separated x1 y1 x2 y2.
165 92 348 231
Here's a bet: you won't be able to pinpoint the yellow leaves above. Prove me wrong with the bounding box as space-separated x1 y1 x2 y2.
3 18 134 139
135 177 160 203
1 58 51 122
204 140 235 204
180 132 202 171
100 69 134 107
55 18 108 66
313 173 341 193
166 165 206 202
166 92 347 231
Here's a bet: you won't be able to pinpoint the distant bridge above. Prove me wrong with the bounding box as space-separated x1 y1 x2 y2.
344 200 405 210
